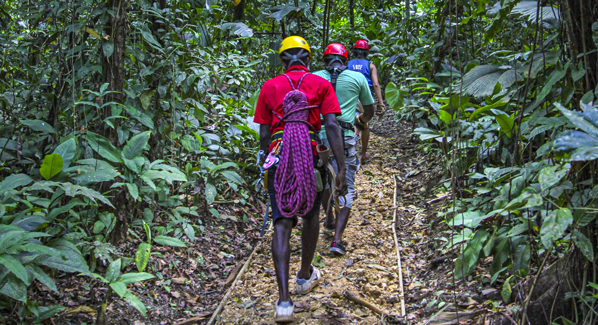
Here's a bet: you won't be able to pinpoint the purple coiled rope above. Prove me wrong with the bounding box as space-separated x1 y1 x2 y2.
274 73 319 218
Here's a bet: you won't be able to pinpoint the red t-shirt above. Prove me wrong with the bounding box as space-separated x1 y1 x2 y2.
253 65 341 133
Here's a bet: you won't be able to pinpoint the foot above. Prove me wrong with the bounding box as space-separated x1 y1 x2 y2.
296 266 322 295
274 300 294 323
361 152 370 163
330 240 346 255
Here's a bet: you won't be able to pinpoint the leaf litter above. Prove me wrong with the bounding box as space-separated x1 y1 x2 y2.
31 112 512 324
216 113 510 324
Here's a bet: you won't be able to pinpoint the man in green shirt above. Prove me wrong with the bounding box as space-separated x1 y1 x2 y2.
313 43 375 255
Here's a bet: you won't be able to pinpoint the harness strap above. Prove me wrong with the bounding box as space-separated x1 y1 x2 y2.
272 73 320 132
325 65 347 91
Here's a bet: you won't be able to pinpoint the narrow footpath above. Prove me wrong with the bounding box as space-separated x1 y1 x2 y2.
214 114 495 324
218 132 403 324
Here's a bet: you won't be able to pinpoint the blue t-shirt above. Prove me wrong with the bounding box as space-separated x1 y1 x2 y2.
348 59 372 87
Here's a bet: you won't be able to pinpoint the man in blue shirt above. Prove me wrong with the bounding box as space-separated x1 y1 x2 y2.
348 39 385 163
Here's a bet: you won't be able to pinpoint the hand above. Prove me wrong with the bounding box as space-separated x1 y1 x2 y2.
354 114 366 130
376 103 386 116
335 169 348 196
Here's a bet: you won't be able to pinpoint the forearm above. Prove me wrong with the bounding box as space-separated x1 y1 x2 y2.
361 104 375 123
373 83 384 104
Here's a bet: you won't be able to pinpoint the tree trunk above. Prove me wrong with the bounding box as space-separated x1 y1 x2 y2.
102 0 127 106
102 0 128 244
564 0 598 93
349 0 354 30
233 0 244 22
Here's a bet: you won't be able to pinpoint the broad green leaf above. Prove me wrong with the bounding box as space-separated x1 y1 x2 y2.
53 138 77 170
555 103 598 137
154 235 186 248
126 183 139 201
458 65 519 98
28 265 58 292
37 305 65 321
106 259 122 283
270 4 297 21
0 274 27 302
124 292 147 317
495 113 515 137
11 215 47 232
538 164 569 192
40 154 63 180
513 244 530 275
221 22 254 37
554 130 598 151
140 90 155 110
110 281 127 298
20 119 57 134
385 82 405 111
87 132 121 163
41 239 90 275
572 230 594 261
504 187 543 210
122 131 151 160
439 110 452 125
0 254 30 285
119 272 155 285
135 242 151 272
449 210 486 228
60 183 114 208
205 183 217 205
0 174 33 194
103 41 114 58
541 208 573 249
208 162 238 173
73 168 119 185
93 220 107 234
220 170 243 185
184 224 195 241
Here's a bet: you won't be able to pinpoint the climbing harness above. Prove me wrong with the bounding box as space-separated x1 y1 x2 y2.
256 150 270 237
324 64 350 214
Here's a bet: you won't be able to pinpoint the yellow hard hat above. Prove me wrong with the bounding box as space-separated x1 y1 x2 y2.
279 36 312 59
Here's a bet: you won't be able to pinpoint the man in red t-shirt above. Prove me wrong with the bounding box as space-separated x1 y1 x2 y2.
254 36 348 323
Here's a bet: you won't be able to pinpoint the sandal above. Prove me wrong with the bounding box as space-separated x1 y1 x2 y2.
274 300 294 323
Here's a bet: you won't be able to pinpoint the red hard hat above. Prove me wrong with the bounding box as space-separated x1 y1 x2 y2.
354 39 369 50
323 43 348 60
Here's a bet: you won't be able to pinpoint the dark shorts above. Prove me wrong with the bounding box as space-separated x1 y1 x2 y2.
267 155 327 227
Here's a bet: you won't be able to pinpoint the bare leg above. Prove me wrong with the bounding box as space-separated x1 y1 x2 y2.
297 209 320 279
272 218 293 303
321 189 334 229
361 126 370 161
333 207 351 242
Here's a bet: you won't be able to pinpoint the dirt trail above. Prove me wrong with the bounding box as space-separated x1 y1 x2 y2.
216 114 448 324
217 133 403 325
215 114 495 324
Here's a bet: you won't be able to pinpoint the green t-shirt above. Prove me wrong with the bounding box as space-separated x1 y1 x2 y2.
313 69 375 138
